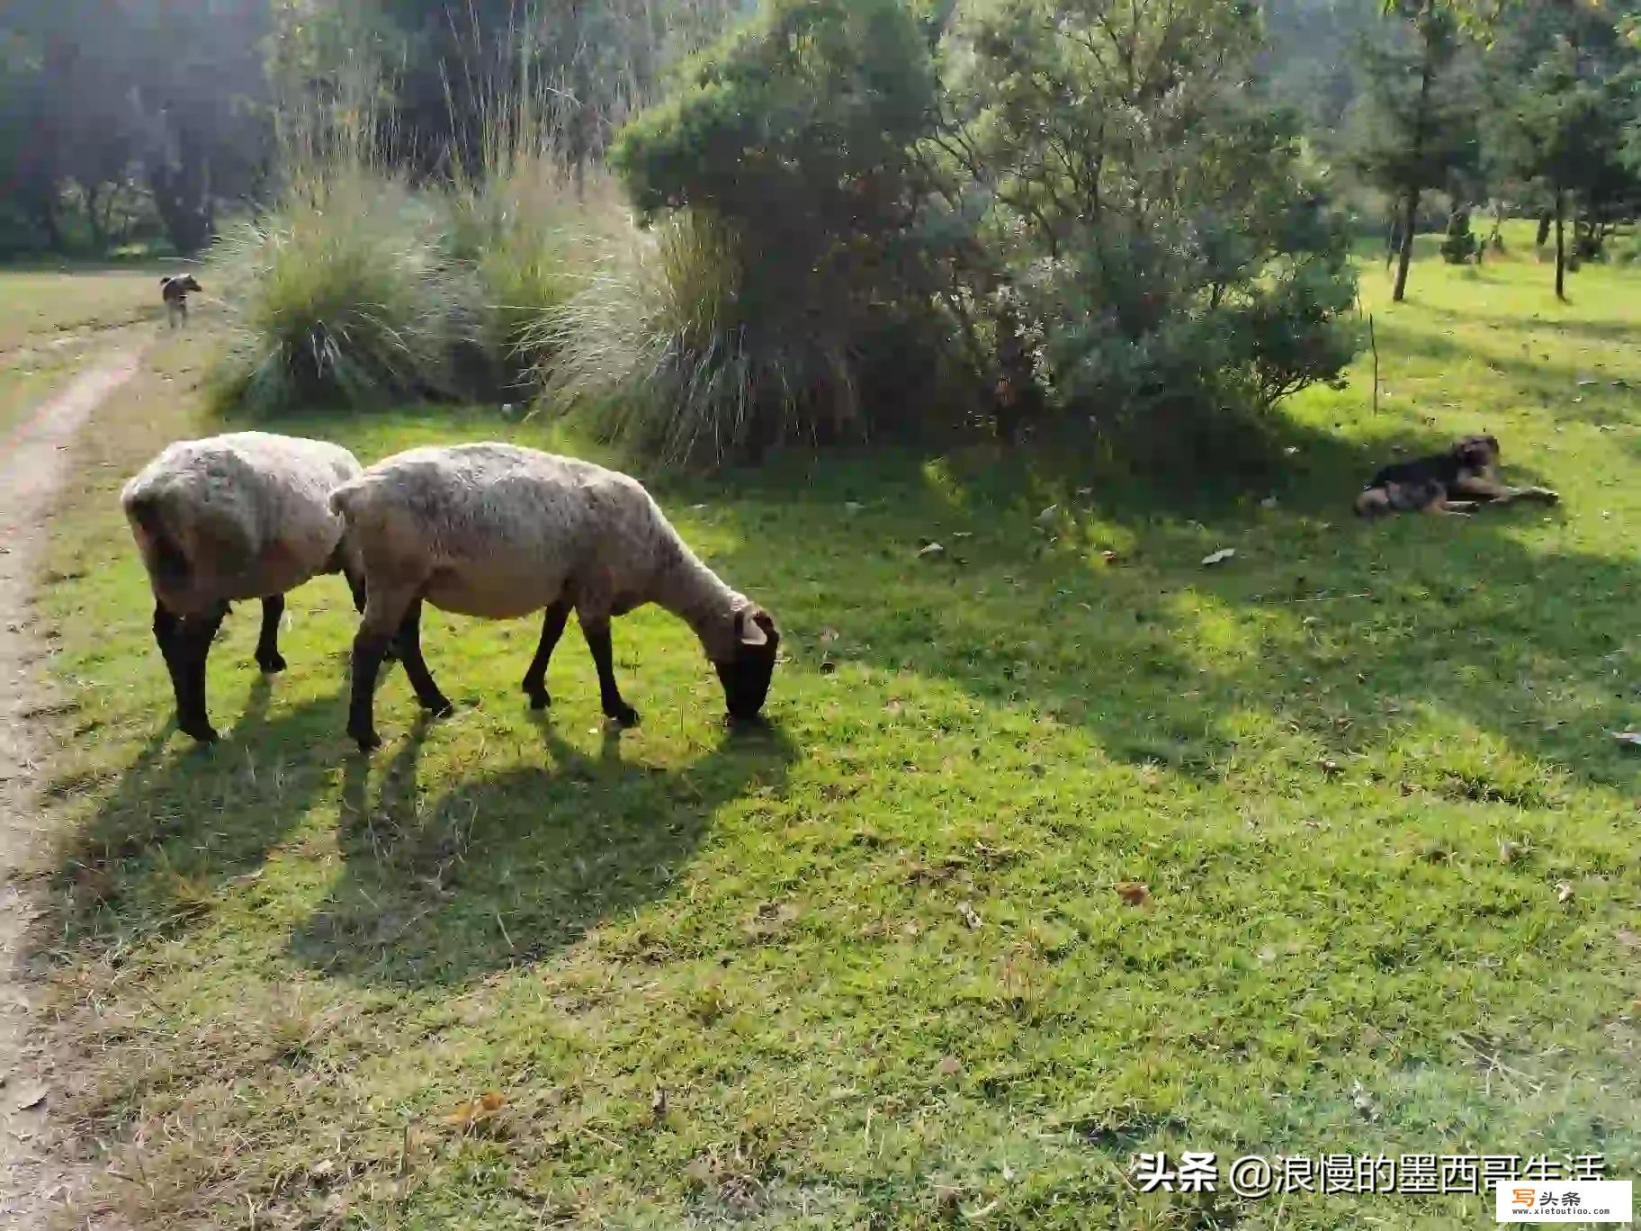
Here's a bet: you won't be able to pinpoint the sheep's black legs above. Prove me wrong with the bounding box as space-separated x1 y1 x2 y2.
176 602 228 743
255 595 287 673
521 599 571 710
395 599 454 717
581 618 640 727
348 594 450 753
152 601 187 720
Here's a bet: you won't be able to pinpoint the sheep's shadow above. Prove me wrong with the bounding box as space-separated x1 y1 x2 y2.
49 688 346 948
287 713 797 986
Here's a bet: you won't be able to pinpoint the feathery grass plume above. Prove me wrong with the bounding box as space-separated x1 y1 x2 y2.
209 68 475 413
538 209 857 468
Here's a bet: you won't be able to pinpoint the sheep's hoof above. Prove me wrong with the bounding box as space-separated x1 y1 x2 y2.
524 687 551 711
350 726 382 753
179 718 219 744
606 703 641 728
419 695 455 718
256 652 288 674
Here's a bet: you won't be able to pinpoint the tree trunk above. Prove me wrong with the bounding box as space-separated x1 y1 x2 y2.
1554 188 1566 302
83 183 107 252
1393 189 1418 303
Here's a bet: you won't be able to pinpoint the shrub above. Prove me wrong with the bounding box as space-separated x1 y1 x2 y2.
540 210 860 465
444 105 606 398
932 0 1362 434
602 0 945 459
211 168 473 413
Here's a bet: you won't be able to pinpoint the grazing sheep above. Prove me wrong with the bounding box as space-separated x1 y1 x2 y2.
122 431 368 743
328 443 781 751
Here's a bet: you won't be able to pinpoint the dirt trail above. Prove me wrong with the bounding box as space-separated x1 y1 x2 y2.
0 342 146 1227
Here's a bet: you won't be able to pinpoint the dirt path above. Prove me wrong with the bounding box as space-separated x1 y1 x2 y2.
0 342 147 1228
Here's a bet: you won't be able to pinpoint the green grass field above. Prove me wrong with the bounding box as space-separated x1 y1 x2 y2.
0 264 173 437
25 236 1641 1229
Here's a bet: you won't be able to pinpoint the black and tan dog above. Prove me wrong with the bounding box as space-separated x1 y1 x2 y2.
160 274 202 328
1355 434 1559 517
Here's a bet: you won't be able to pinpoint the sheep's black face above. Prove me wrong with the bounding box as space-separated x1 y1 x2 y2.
716 608 779 721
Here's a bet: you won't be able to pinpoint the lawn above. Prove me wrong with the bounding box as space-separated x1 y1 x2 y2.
27 235 1641 1229
0 264 172 437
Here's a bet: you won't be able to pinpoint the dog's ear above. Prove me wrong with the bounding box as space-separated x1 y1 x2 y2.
160 276 172 287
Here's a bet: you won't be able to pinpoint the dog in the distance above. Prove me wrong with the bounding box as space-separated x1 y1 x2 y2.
160 274 202 329
1355 434 1559 518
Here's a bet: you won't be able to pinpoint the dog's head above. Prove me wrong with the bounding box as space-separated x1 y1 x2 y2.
1453 434 1500 471
161 275 202 295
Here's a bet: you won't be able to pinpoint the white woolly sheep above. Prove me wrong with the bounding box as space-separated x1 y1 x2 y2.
121 431 368 743
327 443 780 751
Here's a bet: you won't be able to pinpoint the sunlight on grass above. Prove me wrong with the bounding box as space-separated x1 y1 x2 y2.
21 243 1641 1228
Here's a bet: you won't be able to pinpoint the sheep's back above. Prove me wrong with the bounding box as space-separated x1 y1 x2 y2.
336 444 669 611
123 432 360 606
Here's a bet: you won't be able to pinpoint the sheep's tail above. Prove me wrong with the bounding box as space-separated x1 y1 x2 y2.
328 478 365 521
122 490 191 587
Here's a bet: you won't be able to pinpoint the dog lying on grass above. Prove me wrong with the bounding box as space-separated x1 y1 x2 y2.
160 274 202 328
1355 434 1559 517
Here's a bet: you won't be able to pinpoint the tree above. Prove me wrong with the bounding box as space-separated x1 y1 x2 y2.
1350 0 1480 301
923 0 1360 438
1485 2 1640 298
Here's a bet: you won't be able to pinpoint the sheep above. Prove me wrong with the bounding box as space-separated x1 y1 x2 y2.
121 431 368 743
327 443 781 751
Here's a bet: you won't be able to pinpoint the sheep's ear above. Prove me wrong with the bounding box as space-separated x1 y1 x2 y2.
738 609 769 648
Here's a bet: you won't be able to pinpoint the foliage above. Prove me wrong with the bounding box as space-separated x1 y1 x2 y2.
211 166 472 412
444 107 600 397
1484 3 1641 294
541 210 809 463
0 0 271 255
927 0 1362 436
604 0 944 457
1349 0 1480 298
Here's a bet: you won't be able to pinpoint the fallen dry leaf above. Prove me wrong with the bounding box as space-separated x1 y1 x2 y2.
819 628 840 645
1613 731 1641 748
1201 548 1236 567
1555 881 1575 905
651 1087 667 1118
442 1091 506 1130
13 1084 46 1112
1499 841 1524 864
957 901 983 930
918 542 946 560
1114 881 1150 906
1616 928 1640 950
937 1055 962 1077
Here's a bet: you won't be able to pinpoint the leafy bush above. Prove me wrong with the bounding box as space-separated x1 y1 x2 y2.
601 0 944 458
540 210 861 465
211 168 473 413
930 0 1362 435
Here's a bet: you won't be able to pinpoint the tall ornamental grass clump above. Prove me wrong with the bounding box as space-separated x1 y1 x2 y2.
444 98 608 397
539 209 842 465
211 167 472 412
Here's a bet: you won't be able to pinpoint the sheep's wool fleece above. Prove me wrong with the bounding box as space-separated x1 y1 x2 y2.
122 432 361 612
331 444 743 650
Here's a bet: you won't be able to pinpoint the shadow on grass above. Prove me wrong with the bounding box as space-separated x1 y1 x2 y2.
665 423 1637 797
53 687 346 945
287 713 797 985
